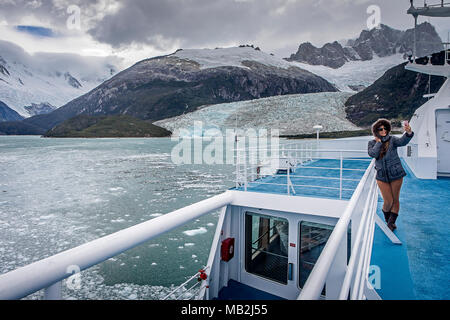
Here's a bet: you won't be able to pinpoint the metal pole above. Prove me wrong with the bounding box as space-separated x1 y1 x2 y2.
235 147 239 188
244 147 247 191
414 15 418 62
339 152 343 199
44 281 62 300
287 162 290 195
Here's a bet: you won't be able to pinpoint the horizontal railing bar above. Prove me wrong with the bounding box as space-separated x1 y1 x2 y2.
238 167 367 173
252 226 277 245
292 166 366 172
235 148 367 153
0 192 233 300
247 181 354 192
174 277 203 300
276 175 362 181
251 247 289 260
414 2 450 8
162 266 209 300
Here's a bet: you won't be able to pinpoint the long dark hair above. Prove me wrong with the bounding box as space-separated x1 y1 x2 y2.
371 118 392 159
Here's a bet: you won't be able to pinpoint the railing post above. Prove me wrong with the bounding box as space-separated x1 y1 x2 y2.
339 152 343 199
244 147 247 191
287 162 290 195
235 147 239 189
44 281 62 300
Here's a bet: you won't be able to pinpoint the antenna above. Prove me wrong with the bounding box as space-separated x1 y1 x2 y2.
235 113 238 142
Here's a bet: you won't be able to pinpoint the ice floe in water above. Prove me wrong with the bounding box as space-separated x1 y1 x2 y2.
0 136 234 299
183 227 208 236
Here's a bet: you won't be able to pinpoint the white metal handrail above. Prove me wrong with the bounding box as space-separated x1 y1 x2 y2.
161 266 210 300
297 159 376 299
235 147 369 199
248 181 355 192
0 192 233 300
338 176 377 299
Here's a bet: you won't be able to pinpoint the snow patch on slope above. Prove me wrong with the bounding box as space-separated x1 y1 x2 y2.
173 46 293 70
173 47 404 92
290 54 405 92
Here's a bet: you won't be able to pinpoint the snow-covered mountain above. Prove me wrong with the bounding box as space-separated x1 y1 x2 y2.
18 45 337 133
0 40 121 118
154 92 360 137
172 45 293 70
287 22 443 69
0 100 23 122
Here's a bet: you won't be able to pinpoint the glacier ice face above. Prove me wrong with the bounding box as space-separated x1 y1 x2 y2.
154 92 361 136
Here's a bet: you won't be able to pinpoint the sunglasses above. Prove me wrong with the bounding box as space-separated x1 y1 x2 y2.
377 127 387 132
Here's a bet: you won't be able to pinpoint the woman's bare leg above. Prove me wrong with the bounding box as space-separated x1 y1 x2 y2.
376 180 394 213
390 177 403 214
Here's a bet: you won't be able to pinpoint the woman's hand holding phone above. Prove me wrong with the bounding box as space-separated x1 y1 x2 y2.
403 120 412 134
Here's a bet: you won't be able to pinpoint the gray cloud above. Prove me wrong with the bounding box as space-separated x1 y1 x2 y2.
0 0 448 59
86 0 438 56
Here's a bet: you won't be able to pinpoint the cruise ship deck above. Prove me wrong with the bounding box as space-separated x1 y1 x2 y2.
232 157 449 300
372 160 450 300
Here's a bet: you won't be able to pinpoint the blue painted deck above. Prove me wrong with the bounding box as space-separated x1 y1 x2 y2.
371 159 450 300
235 158 369 200
216 279 285 300
229 157 449 300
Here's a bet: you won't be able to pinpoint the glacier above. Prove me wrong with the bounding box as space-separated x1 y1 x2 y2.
154 91 360 137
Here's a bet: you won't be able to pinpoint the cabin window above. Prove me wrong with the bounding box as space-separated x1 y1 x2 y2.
299 221 334 295
245 212 289 284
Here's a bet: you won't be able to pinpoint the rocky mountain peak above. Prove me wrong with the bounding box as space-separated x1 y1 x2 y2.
287 22 443 69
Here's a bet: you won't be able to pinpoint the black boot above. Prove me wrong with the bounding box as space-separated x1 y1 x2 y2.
382 210 390 223
388 212 398 231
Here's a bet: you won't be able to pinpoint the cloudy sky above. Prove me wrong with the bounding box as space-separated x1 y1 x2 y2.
0 0 449 69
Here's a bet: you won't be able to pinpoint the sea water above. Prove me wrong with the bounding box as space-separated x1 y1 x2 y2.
0 136 236 299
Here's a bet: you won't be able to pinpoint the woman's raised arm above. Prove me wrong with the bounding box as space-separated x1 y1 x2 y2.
393 131 414 147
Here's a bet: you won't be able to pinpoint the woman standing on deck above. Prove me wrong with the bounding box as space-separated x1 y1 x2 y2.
368 119 414 232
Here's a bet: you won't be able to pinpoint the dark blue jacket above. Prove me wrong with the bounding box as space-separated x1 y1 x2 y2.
367 132 414 182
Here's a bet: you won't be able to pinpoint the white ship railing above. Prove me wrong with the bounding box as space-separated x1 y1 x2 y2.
235 145 371 199
161 266 210 300
297 158 378 300
0 192 233 300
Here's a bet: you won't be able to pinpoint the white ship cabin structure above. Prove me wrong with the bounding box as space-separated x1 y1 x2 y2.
403 47 450 178
403 1 450 178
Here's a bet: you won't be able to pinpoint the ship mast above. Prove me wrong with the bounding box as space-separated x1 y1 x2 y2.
407 0 450 62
